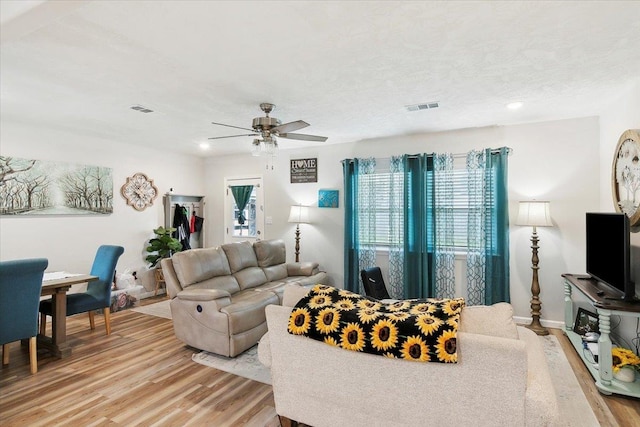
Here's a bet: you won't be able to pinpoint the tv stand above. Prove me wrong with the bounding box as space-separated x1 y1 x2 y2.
562 274 640 398
603 296 640 304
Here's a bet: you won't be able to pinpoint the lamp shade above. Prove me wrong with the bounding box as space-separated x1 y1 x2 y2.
288 205 310 224
516 201 553 227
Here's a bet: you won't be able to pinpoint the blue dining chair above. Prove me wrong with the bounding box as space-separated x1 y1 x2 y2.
40 245 124 336
0 258 49 374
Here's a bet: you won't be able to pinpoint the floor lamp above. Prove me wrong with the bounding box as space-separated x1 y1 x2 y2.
288 205 310 262
516 200 553 336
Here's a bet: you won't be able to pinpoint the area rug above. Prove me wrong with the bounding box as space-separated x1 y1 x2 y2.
131 299 172 319
131 300 599 424
541 335 600 426
192 346 271 385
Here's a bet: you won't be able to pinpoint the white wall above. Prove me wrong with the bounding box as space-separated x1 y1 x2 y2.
0 123 205 291
204 117 601 324
597 80 640 347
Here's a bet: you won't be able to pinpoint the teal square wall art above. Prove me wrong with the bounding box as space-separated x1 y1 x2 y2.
318 189 339 208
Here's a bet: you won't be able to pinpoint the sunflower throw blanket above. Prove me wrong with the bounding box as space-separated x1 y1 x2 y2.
287 284 465 363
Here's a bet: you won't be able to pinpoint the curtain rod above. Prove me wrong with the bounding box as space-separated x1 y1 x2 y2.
341 147 512 164
405 147 512 159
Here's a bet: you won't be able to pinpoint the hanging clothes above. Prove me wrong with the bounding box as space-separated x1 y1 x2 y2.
172 204 191 250
190 211 196 233
194 215 204 233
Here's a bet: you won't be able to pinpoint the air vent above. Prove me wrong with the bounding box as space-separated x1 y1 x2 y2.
130 105 154 113
405 102 440 112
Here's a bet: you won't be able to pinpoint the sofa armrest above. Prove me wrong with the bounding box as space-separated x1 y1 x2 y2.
258 332 272 367
517 326 559 426
287 262 319 276
282 283 311 307
160 257 182 299
176 288 232 310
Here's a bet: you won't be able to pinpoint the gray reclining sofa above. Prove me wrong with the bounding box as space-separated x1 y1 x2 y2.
161 239 328 357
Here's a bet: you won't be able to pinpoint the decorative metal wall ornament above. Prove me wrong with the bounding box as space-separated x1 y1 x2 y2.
0 156 113 215
121 172 158 211
612 129 640 227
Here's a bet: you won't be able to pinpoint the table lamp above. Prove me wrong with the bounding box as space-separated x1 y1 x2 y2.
516 200 553 336
288 205 310 262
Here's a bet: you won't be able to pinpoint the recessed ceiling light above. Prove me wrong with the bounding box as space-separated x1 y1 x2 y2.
506 102 523 110
199 142 210 150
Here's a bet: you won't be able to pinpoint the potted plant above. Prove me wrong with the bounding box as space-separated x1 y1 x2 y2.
612 347 640 382
145 226 182 296
145 226 183 267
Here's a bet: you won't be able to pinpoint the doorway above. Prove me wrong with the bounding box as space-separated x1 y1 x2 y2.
224 177 264 244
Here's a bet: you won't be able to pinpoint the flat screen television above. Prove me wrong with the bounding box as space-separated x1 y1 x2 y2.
586 212 635 301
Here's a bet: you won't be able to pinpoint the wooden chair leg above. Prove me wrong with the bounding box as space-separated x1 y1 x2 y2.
104 307 111 336
2 343 9 366
29 336 37 374
89 311 95 330
40 314 47 336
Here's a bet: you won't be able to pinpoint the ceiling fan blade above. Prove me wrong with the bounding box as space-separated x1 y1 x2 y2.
208 133 257 140
278 133 328 142
272 120 309 134
211 121 256 132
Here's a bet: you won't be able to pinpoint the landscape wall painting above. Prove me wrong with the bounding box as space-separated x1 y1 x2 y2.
0 156 113 215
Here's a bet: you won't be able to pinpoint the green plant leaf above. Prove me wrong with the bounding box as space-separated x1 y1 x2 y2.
145 226 183 267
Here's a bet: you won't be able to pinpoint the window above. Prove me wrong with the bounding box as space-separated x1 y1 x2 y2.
357 166 496 253
357 172 403 246
433 168 495 252
344 149 510 302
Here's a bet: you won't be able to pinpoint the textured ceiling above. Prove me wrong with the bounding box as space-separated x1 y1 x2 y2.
1 1 639 158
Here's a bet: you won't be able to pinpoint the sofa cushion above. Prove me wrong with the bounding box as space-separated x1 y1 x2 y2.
253 281 287 303
233 266 269 290
459 302 519 340
171 247 232 288
253 239 286 267
222 241 259 272
262 264 288 282
221 289 279 333
288 285 465 363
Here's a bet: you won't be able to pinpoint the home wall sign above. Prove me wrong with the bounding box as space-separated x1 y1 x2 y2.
0 156 113 215
121 172 158 211
612 129 640 227
290 158 318 183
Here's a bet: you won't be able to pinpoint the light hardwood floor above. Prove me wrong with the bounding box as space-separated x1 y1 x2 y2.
1 297 639 426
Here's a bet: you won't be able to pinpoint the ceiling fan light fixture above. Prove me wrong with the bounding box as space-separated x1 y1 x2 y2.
209 103 327 157
263 137 278 157
251 139 262 157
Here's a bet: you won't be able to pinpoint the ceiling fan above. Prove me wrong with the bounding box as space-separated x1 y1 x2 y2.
208 103 328 147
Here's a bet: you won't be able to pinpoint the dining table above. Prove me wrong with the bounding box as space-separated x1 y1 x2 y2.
40 272 98 358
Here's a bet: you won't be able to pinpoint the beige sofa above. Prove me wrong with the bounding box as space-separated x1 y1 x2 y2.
161 239 328 357
259 284 559 427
